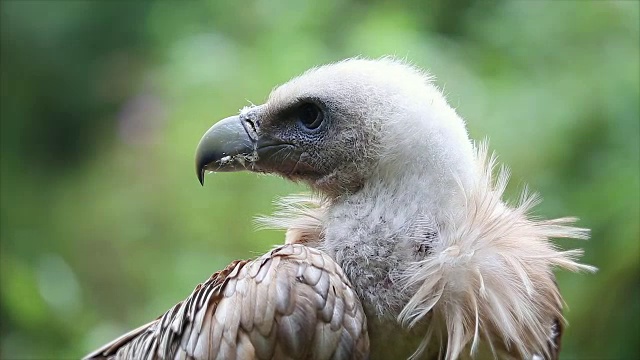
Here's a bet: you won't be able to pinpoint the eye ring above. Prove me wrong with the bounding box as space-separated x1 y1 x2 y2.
296 102 323 130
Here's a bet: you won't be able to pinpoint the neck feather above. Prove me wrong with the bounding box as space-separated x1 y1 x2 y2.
256 142 595 360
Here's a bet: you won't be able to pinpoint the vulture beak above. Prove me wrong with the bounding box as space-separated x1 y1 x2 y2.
195 115 256 185
196 113 298 185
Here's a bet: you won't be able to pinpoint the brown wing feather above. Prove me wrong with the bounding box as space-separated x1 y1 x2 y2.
84 244 369 360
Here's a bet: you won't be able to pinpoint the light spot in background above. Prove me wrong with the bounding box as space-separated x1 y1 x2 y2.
37 254 82 316
168 32 239 88
117 93 167 145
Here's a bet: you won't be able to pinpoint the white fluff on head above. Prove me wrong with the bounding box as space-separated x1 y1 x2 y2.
257 57 595 359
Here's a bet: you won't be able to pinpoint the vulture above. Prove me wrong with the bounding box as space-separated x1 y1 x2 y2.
85 57 595 360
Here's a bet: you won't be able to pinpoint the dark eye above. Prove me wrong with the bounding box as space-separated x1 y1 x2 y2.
297 103 323 130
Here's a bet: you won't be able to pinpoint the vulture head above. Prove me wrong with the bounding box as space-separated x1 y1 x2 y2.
195 58 594 359
196 58 474 202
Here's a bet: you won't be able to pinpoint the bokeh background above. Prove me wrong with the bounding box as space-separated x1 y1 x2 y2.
1 0 638 359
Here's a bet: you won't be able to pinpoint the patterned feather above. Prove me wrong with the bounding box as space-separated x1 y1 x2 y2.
84 245 369 360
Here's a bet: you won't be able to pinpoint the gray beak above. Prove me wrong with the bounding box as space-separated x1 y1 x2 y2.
195 115 256 185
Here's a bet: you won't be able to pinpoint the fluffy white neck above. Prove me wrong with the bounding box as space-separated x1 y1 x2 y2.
320 175 443 318
370 79 478 221
319 137 476 318
259 143 595 360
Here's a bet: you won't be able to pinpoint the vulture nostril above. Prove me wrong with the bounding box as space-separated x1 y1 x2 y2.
247 119 256 132
242 117 259 141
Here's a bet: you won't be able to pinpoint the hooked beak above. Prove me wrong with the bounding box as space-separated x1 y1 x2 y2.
195 113 300 185
195 115 256 185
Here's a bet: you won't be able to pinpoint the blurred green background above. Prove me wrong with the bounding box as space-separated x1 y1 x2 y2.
1 0 638 359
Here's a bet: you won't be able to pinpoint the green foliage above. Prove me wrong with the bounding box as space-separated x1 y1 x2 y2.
1 1 638 358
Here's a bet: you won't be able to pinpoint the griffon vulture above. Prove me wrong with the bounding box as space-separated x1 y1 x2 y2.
85 58 595 360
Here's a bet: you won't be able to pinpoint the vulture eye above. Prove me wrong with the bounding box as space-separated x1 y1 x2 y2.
296 103 323 130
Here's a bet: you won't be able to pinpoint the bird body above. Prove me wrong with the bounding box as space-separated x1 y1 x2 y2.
86 58 595 360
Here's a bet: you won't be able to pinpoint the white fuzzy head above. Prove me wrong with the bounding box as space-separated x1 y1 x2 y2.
261 57 477 203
